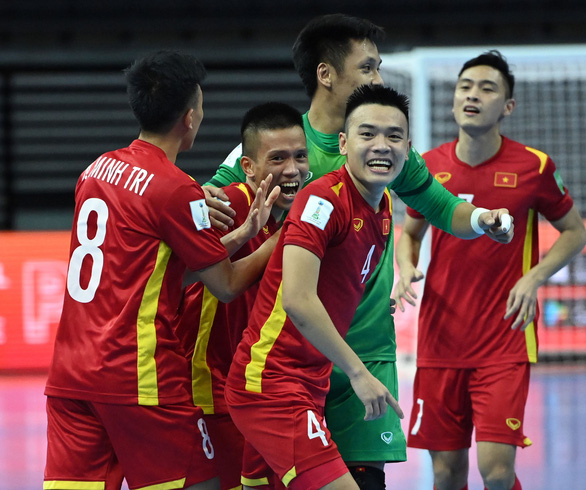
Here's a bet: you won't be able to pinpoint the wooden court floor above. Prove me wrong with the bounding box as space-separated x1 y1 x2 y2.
2 363 585 489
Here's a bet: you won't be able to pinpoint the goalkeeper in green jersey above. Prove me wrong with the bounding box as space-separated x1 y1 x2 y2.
202 14 509 490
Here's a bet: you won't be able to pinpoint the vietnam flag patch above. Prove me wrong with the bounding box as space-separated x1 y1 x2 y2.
383 219 391 235
494 172 517 188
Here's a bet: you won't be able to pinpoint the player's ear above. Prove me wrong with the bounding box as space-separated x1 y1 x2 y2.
406 139 412 160
317 62 333 89
503 98 516 117
240 155 256 179
183 108 194 129
339 131 348 156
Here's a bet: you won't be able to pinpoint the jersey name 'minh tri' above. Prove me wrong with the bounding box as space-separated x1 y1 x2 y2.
45 140 229 406
175 182 279 415
408 136 574 368
227 165 392 404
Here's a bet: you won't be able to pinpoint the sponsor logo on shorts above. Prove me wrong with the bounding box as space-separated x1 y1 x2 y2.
506 418 521 430
381 431 393 444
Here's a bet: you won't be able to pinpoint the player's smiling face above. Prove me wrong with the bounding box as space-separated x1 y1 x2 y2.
340 103 411 200
243 126 309 213
453 65 515 134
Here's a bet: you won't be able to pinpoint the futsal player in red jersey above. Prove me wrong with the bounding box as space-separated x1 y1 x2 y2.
225 84 513 490
44 51 280 490
395 50 586 490
174 102 309 490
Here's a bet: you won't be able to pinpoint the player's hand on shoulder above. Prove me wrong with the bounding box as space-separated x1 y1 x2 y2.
203 185 235 231
479 208 514 244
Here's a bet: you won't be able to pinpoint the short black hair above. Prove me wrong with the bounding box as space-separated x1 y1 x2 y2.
241 102 304 158
124 50 207 134
345 85 410 132
458 49 515 98
292 13 385 98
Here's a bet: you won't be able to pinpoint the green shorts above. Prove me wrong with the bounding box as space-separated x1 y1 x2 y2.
325 360 406 463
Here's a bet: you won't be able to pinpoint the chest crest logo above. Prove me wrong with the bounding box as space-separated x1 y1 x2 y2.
434 172 452 184
353 218 363 232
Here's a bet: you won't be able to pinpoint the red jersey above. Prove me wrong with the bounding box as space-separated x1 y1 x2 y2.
408 137 574 367
45 140 228 405
175 182 279 414
227 165 393 405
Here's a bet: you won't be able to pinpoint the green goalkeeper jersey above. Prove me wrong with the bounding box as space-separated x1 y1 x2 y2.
206 112 463 361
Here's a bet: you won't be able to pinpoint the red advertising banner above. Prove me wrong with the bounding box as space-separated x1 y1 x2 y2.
0 232 70 370
0 223 584 371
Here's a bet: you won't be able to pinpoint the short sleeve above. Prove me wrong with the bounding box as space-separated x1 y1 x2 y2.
282 189 344 260
159 182 228 271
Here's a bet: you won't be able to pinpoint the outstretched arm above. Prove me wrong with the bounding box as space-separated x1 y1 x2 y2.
505 205 586 330
191 229 280 303
393 215 429 312
450 202 514 243
281 244 404 421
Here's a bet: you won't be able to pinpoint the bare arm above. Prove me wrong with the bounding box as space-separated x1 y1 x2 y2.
505 205 586 330
192 229 280 303
281 244 403 421
393 215 429 312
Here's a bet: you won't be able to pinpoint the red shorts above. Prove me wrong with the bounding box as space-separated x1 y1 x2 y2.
225 387 348 489
407 363 532 451
241 441 286 489
204 413 245 489
45 397 217 490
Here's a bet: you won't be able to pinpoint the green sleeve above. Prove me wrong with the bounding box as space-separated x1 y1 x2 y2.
204 144 247 187
392 147 464 234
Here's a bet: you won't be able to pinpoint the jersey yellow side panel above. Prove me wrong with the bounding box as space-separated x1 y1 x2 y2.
136 241 172 405
245 283 287 393
523 208 538 363
192 287 219 413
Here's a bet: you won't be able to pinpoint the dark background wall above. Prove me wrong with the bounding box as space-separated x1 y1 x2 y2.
1 0 584 229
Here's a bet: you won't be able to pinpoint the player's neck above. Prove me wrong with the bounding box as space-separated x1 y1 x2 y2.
455 128 503 167
307 94 345 135
138 132 180 164
346 165 385 212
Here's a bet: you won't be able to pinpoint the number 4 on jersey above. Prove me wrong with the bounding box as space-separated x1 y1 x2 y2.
307 410 329 447
361 244 376 283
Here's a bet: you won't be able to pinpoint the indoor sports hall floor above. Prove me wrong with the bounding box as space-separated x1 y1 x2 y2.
2 362 585 489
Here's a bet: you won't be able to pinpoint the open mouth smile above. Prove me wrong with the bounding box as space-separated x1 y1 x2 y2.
367 159 392 170
280 181 300 196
